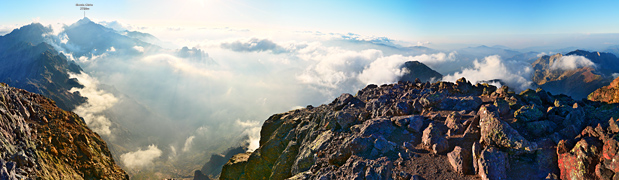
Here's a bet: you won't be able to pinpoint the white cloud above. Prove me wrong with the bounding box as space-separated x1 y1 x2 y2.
550 55 596 70
99 20 130 32
236 119 261 152
411 52 457 68
296 47 381 90
182 136 195 152
443 55 533 91
120 145 162 169
613 73 619 79
358 55 412 85
108 46 116 52
133 45 144 53
536 52 548 58
68 72 118 136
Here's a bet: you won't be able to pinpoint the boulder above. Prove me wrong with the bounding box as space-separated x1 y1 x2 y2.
445 112 465 136
447 146 472 175
477 147 508 180
563 103 585 129
479 104 537 154
514 105 544 123
406 116 424 134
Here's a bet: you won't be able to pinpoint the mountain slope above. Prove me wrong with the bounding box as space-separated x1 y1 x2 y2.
398 61 442 83
0 83 127 179
588 76 619 103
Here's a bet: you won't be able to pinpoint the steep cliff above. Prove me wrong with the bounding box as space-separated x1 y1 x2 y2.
220 78 619 180
0 83 127 179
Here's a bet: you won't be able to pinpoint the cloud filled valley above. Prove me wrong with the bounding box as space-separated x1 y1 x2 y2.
3 17 619 179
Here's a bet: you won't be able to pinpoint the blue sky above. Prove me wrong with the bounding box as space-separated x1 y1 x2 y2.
2 0 619 46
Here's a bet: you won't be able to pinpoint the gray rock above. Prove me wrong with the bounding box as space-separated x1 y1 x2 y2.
478 147 508 180
479 104 537 154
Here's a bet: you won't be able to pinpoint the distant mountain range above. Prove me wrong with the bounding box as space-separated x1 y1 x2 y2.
532 50 618 99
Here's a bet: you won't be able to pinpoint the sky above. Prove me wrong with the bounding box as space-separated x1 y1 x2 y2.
2 0 619 47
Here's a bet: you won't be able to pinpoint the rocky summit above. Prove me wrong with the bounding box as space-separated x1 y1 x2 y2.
0 83 127 179
220 78 619 180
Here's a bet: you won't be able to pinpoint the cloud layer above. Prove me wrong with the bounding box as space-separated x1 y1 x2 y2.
68 72 118 136
120 145 163 169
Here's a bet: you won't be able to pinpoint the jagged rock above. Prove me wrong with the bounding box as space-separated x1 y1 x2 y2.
479 104 537 154
558 137 603 180
514 105 544 123
292 131 332 174
477 147 508 180
447 146 472 175
422 123 448 153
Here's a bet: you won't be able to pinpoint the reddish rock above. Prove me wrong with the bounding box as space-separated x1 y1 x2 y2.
447 146 472 175
558 138 603 180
